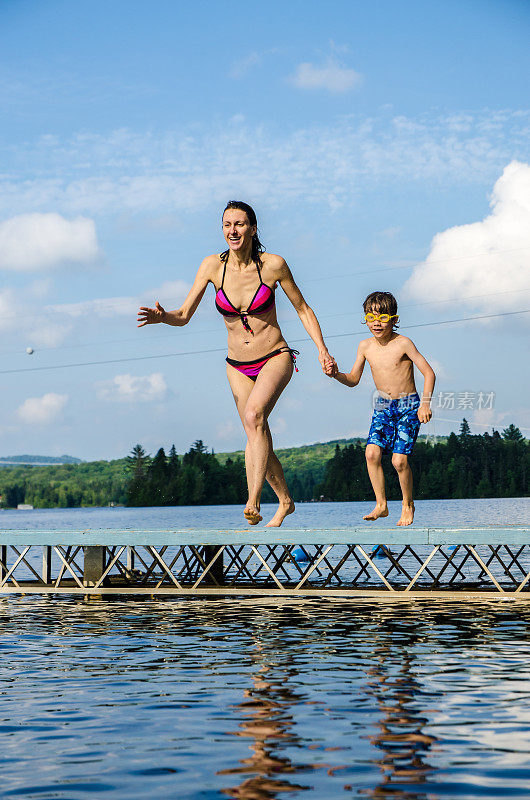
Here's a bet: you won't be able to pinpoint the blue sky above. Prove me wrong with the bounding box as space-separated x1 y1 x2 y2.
0 0 529 460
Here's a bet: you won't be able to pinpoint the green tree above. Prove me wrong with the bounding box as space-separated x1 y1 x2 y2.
126 444 150 472
126 444 151 506
502 424 523 441
166 444 181 505
314 427 529 502
459 418 471 440
145 447 169 504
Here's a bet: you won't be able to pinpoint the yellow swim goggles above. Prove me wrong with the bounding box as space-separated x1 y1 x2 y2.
364 312 399 324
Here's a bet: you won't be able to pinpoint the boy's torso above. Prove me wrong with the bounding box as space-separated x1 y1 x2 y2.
364 334 417 399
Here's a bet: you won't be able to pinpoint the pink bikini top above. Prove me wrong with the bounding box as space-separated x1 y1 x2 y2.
215 258 275 333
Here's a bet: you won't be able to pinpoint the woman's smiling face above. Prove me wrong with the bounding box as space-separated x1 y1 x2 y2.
222 208 256 252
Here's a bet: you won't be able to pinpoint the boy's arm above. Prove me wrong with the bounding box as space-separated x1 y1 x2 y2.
331 342 367 387
404 339 436 422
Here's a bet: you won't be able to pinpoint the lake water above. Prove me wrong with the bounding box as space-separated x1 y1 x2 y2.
2 496 529 529
1 499 529 799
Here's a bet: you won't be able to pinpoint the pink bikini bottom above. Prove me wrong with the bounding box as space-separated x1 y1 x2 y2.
226 347 299 381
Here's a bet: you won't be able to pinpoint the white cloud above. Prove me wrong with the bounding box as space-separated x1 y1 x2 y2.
17 393 68 424
49 296 139 319
0 213 100 271
216 420 238 440
145 280 190 305
402 161 530 315
289 59 362 93
0 284 69 347
2 111 527 217
28 278 52 299
27 322 74 348
270 417 287 435
472 407 500 428
230 48 279 79
380 226 402 239
97 372 167 403
46 280 189 321
0 277 192 353
282 397 303 411
230 52 262 79
427 358 449 380
0 287 17 332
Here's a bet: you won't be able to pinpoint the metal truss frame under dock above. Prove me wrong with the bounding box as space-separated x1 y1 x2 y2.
1 526 529 599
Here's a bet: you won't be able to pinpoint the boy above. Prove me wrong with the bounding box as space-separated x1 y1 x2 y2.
326 291 435 526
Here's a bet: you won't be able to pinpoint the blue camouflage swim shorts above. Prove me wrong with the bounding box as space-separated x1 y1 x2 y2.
367 393 421 455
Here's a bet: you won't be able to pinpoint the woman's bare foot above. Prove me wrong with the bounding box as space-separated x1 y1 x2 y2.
265 499 295 528
397 501 415 526
244 505 262 526
363 503 389 521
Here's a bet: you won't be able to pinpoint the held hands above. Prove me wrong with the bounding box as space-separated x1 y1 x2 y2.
417 403 432 424
137 301 166 327
320 352 338 378
325 359 338 378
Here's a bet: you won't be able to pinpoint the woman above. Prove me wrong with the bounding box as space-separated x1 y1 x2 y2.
138 201 333 527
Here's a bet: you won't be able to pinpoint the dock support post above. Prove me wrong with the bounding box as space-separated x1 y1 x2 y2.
83 546 106 587
0 545 6 581
202 546 224 586
42 546 52 584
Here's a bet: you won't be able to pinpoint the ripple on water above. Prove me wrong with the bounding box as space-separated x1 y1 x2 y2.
0 597 529 798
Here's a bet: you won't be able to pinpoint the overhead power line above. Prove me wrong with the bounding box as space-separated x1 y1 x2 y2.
2 286 529 359
1 245 528 327
317 309 530 340
305 246 530 282
432 416 530 433
1 308 528 375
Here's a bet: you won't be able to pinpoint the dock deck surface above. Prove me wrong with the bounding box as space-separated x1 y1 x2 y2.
0 525 528 597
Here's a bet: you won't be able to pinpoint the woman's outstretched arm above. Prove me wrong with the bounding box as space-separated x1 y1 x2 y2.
276 258 333 371
137 256 215 327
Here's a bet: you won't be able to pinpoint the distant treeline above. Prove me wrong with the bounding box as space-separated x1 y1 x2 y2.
316 422 529 501
125 422 528 507
0 454 82 465
126 441 247 506
0 461 128 509
0 422 526 509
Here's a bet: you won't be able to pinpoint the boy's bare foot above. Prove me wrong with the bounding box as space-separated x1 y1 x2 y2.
244 505 262 526
265 499 295 528
363 504 389 521
397 502 415 526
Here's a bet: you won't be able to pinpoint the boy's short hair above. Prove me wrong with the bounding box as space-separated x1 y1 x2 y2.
363 291 399 326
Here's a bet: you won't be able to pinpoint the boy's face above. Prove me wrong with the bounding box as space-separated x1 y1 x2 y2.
365 306 396 339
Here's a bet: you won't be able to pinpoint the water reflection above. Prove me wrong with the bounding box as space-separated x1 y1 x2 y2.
219 640 312 798
1 598 530 799
218 606 447 799
360 641 439 799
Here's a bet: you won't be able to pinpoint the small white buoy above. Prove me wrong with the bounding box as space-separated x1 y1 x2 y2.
26 347 34 355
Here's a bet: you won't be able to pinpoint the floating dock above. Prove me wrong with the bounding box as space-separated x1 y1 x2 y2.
0 526 529 598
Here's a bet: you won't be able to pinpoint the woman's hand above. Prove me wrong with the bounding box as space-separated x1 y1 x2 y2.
319 351 335 376
323 357 337 377
137 301 166 327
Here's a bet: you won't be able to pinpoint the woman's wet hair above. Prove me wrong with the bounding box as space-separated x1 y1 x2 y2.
363 291 399 326
220 200 265 266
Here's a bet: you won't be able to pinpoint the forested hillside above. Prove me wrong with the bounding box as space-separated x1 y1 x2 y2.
215 438 366 502
0 460 129 508
0 422 526 509
316 422 528 500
